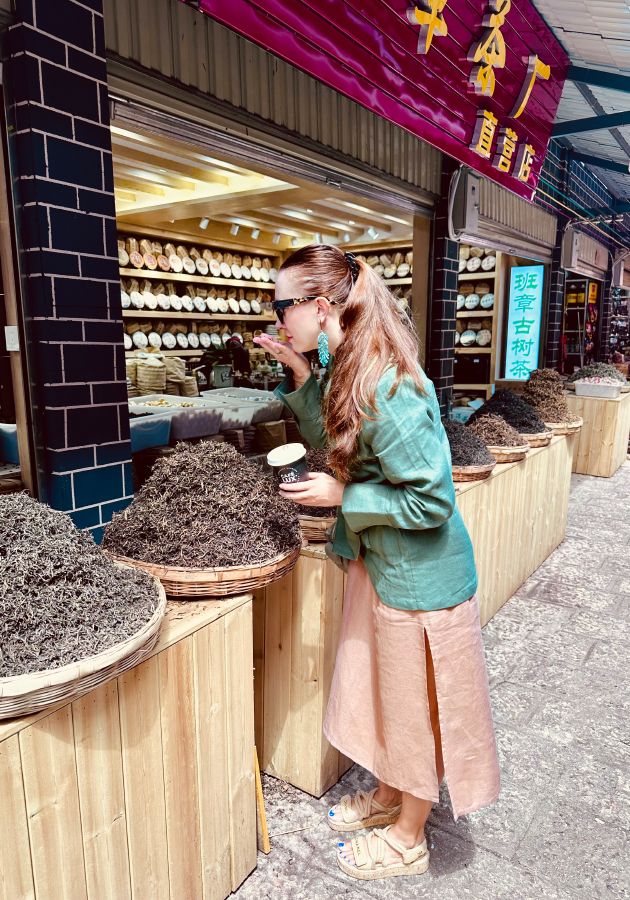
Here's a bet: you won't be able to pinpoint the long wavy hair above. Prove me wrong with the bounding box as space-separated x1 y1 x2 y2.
280 244 425 481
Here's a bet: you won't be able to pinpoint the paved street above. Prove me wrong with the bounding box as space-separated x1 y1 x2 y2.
236 466 630 900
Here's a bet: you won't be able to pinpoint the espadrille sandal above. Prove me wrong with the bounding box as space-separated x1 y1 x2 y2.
337 825 430 880
328 788 402 832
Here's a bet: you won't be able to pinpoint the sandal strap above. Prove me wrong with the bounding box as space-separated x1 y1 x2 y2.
339 788 399 824
353 788 377 820
374 826 429 866
350 833 385 870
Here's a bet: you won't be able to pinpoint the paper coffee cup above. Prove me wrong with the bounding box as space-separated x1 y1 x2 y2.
267 443 309 484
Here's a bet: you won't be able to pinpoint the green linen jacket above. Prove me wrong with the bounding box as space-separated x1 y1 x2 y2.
276 366 478 611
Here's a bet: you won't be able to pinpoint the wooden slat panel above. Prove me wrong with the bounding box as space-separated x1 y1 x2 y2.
159 640 203 900
224 603 257 892
262 571 294 779
72 683 131 900
319 557 347 793
251 588 266 758
0 736 35 900
567 393 630 477
19 707 88 900
118 658 170 900
289 555 324 794
194 622 231 900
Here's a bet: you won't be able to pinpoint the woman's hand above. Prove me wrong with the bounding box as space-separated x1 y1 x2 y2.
279 472 345 507
253 334 311 386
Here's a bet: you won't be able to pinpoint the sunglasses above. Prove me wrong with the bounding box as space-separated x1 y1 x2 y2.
272 295 335 324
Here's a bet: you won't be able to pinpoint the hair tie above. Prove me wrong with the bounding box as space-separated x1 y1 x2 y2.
345 251 360 285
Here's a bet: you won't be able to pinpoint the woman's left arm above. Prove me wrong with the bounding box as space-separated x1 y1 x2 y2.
341 380 455 533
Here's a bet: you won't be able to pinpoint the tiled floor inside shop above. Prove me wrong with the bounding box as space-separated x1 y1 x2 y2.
236 466 630 900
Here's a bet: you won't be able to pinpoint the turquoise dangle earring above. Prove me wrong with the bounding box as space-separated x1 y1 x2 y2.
317 330 330 366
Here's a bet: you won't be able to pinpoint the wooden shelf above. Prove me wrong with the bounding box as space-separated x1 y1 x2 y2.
457 309 495 317
126 349 203 358
384 277 413 286
122 309 271 322
458 270 496 281
119 268 276 290
455 347 492 354
453 383 491 391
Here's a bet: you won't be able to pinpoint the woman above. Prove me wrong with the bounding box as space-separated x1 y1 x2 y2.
254 245 500 881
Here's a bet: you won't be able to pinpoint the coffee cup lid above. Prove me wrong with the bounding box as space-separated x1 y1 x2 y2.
267 443 307 467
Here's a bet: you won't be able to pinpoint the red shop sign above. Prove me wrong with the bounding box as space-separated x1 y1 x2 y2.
187 0 569 202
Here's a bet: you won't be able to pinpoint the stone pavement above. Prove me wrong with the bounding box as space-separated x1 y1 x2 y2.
236 467 630 900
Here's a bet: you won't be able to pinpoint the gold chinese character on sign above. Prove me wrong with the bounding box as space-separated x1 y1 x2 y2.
510 55 551 118
406 0 449 55
470 109 498 159
515 142 536 182
492 126 518 172
467 0 512 97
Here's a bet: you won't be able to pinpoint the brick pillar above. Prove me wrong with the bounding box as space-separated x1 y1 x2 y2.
7 0 131 541
545 222 566 370
427 160 458 413
598 257 613 363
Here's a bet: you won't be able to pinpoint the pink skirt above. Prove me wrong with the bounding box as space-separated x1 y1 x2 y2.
323 559 500 820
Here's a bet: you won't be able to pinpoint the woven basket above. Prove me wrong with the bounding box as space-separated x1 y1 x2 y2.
452 460 496 482
544 418 583 436
299 514 337 543
0 575 166 720
105 542 304 597
486 442 530 463
520 430 553 447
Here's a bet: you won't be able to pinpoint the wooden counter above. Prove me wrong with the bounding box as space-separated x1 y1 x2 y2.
565 390 630 477
0 595 256 900
456 433 574 626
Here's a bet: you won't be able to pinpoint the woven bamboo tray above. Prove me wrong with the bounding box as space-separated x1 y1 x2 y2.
452 460 496 482
519 430 553 448
0 575 166 719
486 442 530 463
544 418 583 436
299 514 337 543
105 542 304 597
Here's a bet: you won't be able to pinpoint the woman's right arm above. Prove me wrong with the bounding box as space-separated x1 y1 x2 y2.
254 334 328 449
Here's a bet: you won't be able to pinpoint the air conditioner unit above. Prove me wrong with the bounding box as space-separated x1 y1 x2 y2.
562 228 608 278
451 169 479 235
561 228 579 270
611 250 630 288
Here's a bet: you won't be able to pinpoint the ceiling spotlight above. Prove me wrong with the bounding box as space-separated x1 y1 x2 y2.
349 220 356 225
272 233 281 244
199 217 210 230
343 232 351 242
230 223 240 235
368 226 378 239
314 233 322 244
291 237 298 248
306 208 313 213
251 228 260 240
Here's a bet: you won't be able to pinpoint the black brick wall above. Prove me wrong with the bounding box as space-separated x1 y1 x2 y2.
7 0 130 541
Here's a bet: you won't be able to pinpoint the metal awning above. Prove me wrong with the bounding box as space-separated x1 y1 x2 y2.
532 0 630 206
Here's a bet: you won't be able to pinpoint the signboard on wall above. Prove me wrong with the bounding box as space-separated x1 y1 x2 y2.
504 264 544 380
187 0 569 201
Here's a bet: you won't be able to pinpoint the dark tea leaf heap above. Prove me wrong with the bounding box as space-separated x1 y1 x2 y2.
103 441 301 568
468 389 550 434
443 419 496 467
522 368 580 424
467 413 525 447
0 494 160 678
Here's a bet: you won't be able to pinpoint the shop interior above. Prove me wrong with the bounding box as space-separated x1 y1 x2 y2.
560 274 602 374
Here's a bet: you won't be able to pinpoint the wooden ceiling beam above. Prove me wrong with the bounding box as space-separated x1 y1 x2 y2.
311 197 401 228
112 144 231 186
114 177 165 197
115 189 137 202
271 206 370 235
232 208 348 238
113 165 196 192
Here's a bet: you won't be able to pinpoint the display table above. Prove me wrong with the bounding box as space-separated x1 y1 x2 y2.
254 435 574 796
565 390 630 477
456 434 574 626
0 595 256 900
253 546 353 798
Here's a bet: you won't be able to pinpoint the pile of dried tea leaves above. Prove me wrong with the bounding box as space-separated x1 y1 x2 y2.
298 448 337 519
467 413 525 447
468 389 550 434
443 419 496 466
103 441 301 568
566 363 626 384
522 369 580 424
0 494 160 678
